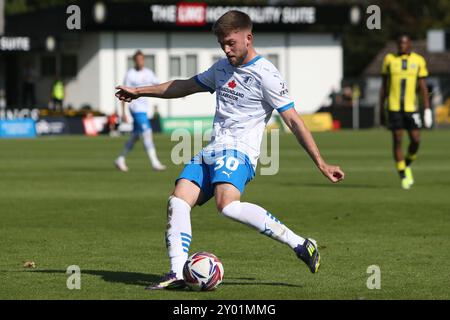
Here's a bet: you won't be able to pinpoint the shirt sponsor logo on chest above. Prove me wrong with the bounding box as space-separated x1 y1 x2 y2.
217 79 245 101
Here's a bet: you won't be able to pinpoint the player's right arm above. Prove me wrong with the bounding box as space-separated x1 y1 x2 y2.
379 75 388 124
379 75 388 109
379 54 390 114
261 65 344 183
115 78 208 103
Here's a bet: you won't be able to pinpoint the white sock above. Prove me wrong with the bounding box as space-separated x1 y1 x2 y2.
221 201 305 249
146 148 162 166
142 130 162 166
166 196 192 279
119 133 139 158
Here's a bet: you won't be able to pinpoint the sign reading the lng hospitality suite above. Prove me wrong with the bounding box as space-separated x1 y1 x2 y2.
150 3 361 28
5 2 360 36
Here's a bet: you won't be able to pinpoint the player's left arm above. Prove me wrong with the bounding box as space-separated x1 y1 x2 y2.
419 78 432 128
279 108 345 183
418 78 430 109
418 56 432 127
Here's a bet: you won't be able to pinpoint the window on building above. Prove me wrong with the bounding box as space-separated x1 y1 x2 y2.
169 54 198 78
186 54 197 78
266 54 279 69
169 56 182 77
40 55 56 77
61 54 78 78
127 54 156 72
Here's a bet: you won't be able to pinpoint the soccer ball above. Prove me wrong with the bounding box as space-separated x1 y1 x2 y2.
183 252 224 291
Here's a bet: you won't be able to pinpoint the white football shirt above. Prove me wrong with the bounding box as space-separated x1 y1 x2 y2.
124 67 159 113
194 55 295 170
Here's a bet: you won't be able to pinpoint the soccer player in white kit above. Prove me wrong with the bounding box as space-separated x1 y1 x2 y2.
114 50 166 172
115 11 345 290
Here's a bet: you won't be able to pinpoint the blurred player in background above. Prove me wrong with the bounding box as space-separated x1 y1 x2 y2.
116 11 344 290
50 77 65 113
380 34 432 190
108 112 120 137
114 50 166 172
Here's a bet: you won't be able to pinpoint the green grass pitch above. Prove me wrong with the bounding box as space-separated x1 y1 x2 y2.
0 129 449 299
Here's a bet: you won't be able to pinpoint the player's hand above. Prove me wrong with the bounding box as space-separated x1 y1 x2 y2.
319 163 345 183
115 86 139 103
121 115 128 123
424 108 433 128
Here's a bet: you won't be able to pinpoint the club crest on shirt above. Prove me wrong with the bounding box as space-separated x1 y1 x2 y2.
243 75 255 86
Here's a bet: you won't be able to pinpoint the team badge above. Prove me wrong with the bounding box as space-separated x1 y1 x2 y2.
243 75 254 86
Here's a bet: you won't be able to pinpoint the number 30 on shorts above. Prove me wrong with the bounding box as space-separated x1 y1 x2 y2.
214 156 239 171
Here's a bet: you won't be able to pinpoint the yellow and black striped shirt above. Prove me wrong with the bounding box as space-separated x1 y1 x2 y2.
381 52 428 112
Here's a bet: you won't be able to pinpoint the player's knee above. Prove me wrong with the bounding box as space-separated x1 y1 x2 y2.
132 132 140 141
393 137 402 147
411 136 420 146
143 139 154 150
219 200 241 219
142 131 154 149
172 179 203 207
216 194 240 212
168 194 194 209
215 184 241 212
216 200 228 213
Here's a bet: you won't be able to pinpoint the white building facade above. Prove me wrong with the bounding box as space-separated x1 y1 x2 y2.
66 31 343 118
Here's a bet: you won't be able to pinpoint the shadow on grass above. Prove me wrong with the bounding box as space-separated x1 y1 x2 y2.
30 269 161 287
28 270 302 289
284 182 383 189
223 281 303 288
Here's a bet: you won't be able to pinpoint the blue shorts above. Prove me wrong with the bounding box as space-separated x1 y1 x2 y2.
176 149 255 206
131 112 151 134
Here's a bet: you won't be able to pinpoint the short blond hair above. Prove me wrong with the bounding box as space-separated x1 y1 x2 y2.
212 10 253 37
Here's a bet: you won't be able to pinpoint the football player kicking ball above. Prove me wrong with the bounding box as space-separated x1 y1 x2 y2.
115 10 345 290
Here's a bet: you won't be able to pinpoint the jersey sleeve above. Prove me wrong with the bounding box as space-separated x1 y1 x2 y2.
418 56 429 78
194 63 216 94
381 54 390 75
261 69 295 113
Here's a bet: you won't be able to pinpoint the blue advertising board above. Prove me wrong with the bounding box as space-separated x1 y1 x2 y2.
0 119 37 138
